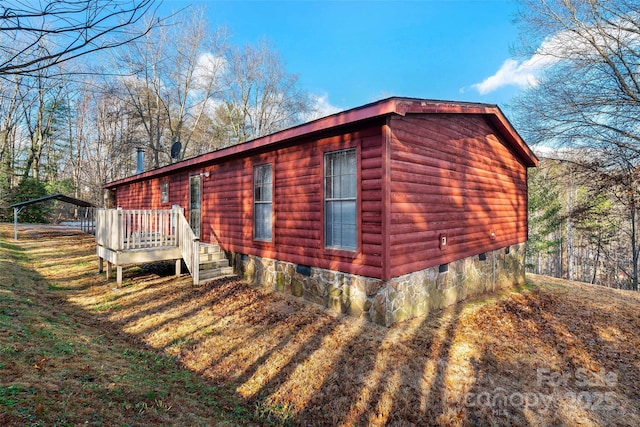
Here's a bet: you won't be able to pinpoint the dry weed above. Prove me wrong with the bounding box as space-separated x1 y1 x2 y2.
3 224 640 426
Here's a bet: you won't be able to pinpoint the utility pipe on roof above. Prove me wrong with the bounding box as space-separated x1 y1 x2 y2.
136 147 145 174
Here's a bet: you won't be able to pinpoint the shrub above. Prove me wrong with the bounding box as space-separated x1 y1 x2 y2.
5 178 51 223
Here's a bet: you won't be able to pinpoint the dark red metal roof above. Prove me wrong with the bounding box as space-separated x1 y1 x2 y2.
105 97 538 188
10 193 96 208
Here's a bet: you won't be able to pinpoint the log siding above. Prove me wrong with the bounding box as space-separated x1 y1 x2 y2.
115 124 385 279
107 98 536 283
387 114 528 278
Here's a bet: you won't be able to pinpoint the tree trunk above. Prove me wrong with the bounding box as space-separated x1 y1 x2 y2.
631 204 639 291
567 173 575 281
591 234 601 285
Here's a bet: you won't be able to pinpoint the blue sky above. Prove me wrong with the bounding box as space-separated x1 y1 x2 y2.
163 0 530 114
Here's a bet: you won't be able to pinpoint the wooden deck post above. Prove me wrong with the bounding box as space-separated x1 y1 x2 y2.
106 261 112 278
98 257 104 274
175 259 181 276
192 239 200 285
117 266 123 286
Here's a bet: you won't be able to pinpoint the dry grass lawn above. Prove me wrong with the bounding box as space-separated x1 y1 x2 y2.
2 224 640 426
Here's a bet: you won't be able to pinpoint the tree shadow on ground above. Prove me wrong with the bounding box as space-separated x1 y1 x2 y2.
11 226 640 426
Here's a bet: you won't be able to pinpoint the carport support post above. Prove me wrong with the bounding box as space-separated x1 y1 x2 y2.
13 207 24 241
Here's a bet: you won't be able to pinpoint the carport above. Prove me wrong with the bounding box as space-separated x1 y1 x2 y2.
10 194 96 240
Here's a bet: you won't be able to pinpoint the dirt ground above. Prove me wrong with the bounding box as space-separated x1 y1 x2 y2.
2 224 640 426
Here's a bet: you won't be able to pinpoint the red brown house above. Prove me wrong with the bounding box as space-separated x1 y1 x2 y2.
98 97 538 326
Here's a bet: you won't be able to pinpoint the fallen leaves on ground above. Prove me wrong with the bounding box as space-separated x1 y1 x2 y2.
3 224 640 426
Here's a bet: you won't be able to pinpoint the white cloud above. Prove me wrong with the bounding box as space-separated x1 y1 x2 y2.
304 93 343 121
193 52 226 89
472 57 543 95
471 29 590 95
472 18 640 95
471 39 562 95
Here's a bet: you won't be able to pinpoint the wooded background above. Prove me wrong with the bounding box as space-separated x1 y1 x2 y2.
0 1 315 219
517 0 640 291
0 0 638 291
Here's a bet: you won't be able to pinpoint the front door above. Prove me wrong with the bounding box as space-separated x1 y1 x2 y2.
189 174 201 238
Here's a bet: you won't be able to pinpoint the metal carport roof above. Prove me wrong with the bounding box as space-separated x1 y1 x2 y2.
9 193 96 240
10 193 95 209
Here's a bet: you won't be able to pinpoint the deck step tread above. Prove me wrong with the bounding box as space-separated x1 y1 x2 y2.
199 244 222 255
199 259 229 269
199 266 234 280
198 274 236 285
199 252 226 261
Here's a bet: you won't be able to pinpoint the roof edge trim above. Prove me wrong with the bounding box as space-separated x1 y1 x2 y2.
104 97 537 188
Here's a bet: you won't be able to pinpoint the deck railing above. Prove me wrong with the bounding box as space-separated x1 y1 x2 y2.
175 207 200 284
95 208 177 251
95 207 200 284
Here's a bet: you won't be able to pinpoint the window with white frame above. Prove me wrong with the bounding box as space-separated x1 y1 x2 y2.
324 148 357 250
161 181 169 204
254 163 273 241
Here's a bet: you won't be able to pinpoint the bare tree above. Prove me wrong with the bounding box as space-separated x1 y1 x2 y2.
69 82 139 202
514 0 640 290
117 39 167 168
0 0 160 77
215 40 313 145
0 74 23 197
110 8 313 167
16 65 67 181
114 8 227 167
156 9 227 160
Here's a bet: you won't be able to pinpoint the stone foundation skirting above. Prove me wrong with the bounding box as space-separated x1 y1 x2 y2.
230 243 525 327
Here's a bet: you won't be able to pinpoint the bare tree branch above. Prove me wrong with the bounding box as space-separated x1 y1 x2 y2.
514 0 640 289
0 0 161 77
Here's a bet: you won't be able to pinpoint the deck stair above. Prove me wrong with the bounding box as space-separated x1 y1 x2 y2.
197 243 235 284
96 207 236 286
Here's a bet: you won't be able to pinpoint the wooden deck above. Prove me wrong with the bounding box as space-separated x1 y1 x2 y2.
95 208 232 286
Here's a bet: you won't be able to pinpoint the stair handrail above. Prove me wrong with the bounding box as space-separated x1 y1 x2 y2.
175 206 199 285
